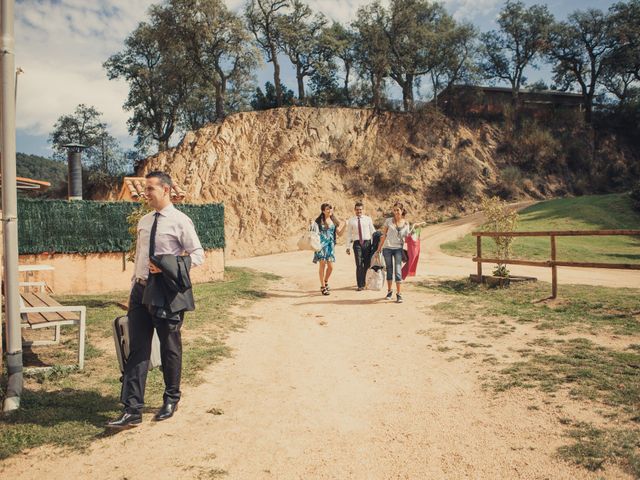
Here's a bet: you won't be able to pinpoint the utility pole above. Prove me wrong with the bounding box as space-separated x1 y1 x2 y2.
1 0 23 412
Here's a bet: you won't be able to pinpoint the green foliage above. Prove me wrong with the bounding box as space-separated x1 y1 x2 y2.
433 155 477 199
16 153 67 198
245 0 289 108
630 181 640 213
497 123 563 173
17 199 225 255
495 166 523 199
480 1 554 96
481 197 519 277
250 82 296 110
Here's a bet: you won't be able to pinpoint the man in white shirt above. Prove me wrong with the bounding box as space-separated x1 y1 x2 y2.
345 202 376 290
107 171 204 429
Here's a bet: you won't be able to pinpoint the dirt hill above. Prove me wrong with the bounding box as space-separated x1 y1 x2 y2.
133 107 557 258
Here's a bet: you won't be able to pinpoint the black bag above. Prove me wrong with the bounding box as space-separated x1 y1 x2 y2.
402 248 409 263
113 315 161 374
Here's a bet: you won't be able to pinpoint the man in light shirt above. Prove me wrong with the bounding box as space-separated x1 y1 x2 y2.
107 171 204 429
345 201 376 290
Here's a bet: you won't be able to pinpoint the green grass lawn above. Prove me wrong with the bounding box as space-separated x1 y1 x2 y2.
0 267 277 460
441 194 640 264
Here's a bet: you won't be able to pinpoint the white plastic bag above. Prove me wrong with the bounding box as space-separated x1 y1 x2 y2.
366 268 384 291
370 251 385 270
297 222 321 251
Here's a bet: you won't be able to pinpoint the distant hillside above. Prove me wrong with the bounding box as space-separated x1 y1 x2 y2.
17 153 66 196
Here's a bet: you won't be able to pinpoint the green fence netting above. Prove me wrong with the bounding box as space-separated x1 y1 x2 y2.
18 199 224 255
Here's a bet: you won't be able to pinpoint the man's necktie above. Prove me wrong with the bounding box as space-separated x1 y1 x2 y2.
357 216 364 247
149 212 160 258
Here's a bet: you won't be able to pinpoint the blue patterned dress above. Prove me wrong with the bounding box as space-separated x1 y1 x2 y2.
313 223 336 263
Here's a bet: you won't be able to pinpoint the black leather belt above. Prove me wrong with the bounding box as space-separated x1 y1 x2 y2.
135 278 147 286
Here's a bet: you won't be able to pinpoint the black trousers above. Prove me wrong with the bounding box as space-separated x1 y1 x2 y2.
353 240 373 288
121 282 183 414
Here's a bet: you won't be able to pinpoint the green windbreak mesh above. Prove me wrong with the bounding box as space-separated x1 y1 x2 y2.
17 199 224 254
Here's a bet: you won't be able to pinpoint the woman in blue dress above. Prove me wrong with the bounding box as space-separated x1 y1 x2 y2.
313 203 344 295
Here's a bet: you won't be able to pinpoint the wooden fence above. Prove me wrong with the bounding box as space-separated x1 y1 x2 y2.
472 230 640 298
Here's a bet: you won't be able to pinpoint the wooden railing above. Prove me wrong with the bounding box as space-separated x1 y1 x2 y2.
472 230 640 298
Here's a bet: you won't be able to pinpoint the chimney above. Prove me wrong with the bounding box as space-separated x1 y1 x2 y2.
63 143 86 200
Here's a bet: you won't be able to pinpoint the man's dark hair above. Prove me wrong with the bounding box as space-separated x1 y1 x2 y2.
145 171 173 188
354 201 364 208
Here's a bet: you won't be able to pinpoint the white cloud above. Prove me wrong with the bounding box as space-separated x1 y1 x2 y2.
15 0 155 147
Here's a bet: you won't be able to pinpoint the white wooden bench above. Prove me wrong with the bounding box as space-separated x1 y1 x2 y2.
18 282 86 370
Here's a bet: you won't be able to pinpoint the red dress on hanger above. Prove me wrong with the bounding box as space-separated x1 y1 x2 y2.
401 233 421 280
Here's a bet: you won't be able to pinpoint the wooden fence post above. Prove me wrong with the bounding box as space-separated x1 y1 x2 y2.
476 235 482 279
551 235 557 298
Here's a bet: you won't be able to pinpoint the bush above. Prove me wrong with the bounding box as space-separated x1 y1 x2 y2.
434 155 477 199
494 166 523 199
498 124 563 173
630 182 640 213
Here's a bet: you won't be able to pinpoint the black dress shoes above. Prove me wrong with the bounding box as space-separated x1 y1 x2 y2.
105 412 142 429
154 402 178 421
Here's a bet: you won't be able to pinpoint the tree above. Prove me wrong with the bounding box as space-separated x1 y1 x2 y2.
480 1 554 103
352 2 390 110
320 22 357 105
245 0 289 107
601 0 640 105
250 82 295 110
49 104 130 192
277 0 327 101
547 9 618 122
104 21 190 152
385 0 457 111
155 0 259 128
49 104 107 161
429 22 478 108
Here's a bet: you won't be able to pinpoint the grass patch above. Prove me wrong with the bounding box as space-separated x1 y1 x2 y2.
558 423 640 476
420 279 640 336
496 338 640 412
419 277 640 476
442 194 640 264
0 267 276 460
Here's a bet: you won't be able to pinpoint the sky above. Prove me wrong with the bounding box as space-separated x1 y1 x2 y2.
12 0 619 157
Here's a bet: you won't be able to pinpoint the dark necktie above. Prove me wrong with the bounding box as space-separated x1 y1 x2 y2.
357 216 364 246
149 212 160 258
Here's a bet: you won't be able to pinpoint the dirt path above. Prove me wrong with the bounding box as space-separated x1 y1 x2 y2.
1 217 635 479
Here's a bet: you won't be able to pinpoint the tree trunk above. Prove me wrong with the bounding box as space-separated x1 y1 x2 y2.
372 74 382 111
402 74 414 112
271 44 282 107
215 82 224 121
344 64 351 106
296 64 305 101
584 96 593 123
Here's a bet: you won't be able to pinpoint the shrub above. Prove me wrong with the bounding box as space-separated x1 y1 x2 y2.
434 155 477 199
481 197 519 277
498 124 562 173
630 182 640 213
494 166 523 199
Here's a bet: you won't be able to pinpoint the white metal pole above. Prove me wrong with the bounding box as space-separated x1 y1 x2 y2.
1 0 23 412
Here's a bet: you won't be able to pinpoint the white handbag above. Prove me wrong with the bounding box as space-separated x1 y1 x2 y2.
366 268 384 291
297 222 321 251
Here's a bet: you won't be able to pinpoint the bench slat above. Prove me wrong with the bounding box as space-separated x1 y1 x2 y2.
20 292 80 325
20 293 65 324
32 291 80 321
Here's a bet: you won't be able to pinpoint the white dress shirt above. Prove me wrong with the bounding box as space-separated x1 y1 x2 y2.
345 215 376 246
133 204 205 282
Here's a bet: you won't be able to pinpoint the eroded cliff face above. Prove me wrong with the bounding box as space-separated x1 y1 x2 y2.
137 107 503 258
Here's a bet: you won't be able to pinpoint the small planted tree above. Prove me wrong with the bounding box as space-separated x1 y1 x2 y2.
126 201 152 262
481 197 519 277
